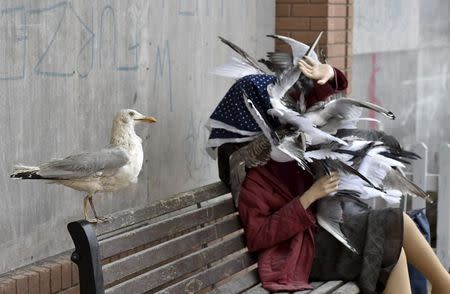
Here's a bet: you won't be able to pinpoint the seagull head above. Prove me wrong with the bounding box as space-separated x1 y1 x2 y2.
115 109 157 126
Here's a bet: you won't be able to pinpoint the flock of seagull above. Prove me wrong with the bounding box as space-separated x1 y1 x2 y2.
213 33 431 252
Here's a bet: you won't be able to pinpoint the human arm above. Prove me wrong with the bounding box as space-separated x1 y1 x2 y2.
299 172 339 209
298 56 348 107
238 172 339 252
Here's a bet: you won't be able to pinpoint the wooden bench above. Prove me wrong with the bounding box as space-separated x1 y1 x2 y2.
67 182 359 293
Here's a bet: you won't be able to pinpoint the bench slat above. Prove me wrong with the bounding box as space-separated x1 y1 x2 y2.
95 182 229 236
293 282 325 294
242 284 270 294
100 197 235 258
103 215 242 285
331 282 359 294
210 268 260 294
155 252 256 293
309 281 345 294
105 233 246 294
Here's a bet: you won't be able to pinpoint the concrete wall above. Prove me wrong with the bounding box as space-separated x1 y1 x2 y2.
0 0 275 273
352 0 450 173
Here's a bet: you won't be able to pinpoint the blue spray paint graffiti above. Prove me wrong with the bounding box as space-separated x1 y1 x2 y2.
153 40 173 112
99 5 117 69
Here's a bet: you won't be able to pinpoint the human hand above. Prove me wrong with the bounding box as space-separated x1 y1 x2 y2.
300 172 339 209
298 56 335 85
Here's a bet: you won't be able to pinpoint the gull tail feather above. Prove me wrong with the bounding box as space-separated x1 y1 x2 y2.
10 165 42 179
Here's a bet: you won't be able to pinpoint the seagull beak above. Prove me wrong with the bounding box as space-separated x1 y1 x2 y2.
135 116 157 123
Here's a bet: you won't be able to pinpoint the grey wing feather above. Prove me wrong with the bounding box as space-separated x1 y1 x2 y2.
383 167 433 203
316 193 367 254
268 66 301 102
259 52 293 75
218 36 267 74
335 98 395 120
229 135 271 206
38 147 130 179
267 34 319 64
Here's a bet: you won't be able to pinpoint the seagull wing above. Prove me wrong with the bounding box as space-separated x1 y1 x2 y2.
267 66 301 102
259 52 293 74
336 98 395 120
211 56 262 80
267 34 319 65
229 135 271 206
218 36 267 74
383 167 433 203
36 147 130 179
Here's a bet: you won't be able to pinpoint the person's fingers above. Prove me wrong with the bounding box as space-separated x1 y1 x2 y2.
300 68 314 78
299 59 313 71
304 56 318 66
325 179 339 188
327 177 340 184
298 62 313 73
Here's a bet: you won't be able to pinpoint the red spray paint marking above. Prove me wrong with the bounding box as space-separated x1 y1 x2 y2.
368 54 380 129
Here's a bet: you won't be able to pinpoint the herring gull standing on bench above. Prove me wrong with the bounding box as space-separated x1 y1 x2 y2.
10 109 156 223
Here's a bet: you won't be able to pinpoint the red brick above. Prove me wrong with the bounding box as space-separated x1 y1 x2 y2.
328 4 348 17
277 0 309 3
276 4 291 16
23 272 39 294
346 56 352 69
71 263 79 286
346 45 352 57
326 44 346 57
347 17 353 30
274 30 291 37
277 17 310 30
309 18 327 30
291 31 328 45
0 279 15 294
275 42 291 53
56 258 72 290
327 30 346 43
30 266 51 294
329 0 348 3
12 275 28 294
347 30 353 43
42 263 62 293
328 17 347 30
327 56 346 70
59 285 79 294
292 4 328 17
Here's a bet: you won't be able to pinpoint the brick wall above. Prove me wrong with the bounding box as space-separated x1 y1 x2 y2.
276 0 353 93
0 254 79 294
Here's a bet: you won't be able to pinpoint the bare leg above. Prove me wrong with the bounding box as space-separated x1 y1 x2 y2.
383 248 411 294
402 213 450 294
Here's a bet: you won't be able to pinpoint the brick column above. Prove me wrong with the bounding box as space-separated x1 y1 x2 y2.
276 0 353 93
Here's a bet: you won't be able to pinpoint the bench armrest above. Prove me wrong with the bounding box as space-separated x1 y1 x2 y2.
67 220 105 294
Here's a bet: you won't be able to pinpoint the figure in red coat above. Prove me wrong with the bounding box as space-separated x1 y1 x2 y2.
207 37 450 294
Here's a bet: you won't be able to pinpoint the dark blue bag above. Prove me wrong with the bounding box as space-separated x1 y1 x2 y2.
407 209 430 294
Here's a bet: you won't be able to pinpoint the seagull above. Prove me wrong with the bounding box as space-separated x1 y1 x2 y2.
10 109 157 223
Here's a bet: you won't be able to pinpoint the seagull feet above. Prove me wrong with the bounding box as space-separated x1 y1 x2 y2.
97 216 111 223
85 216 110 224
